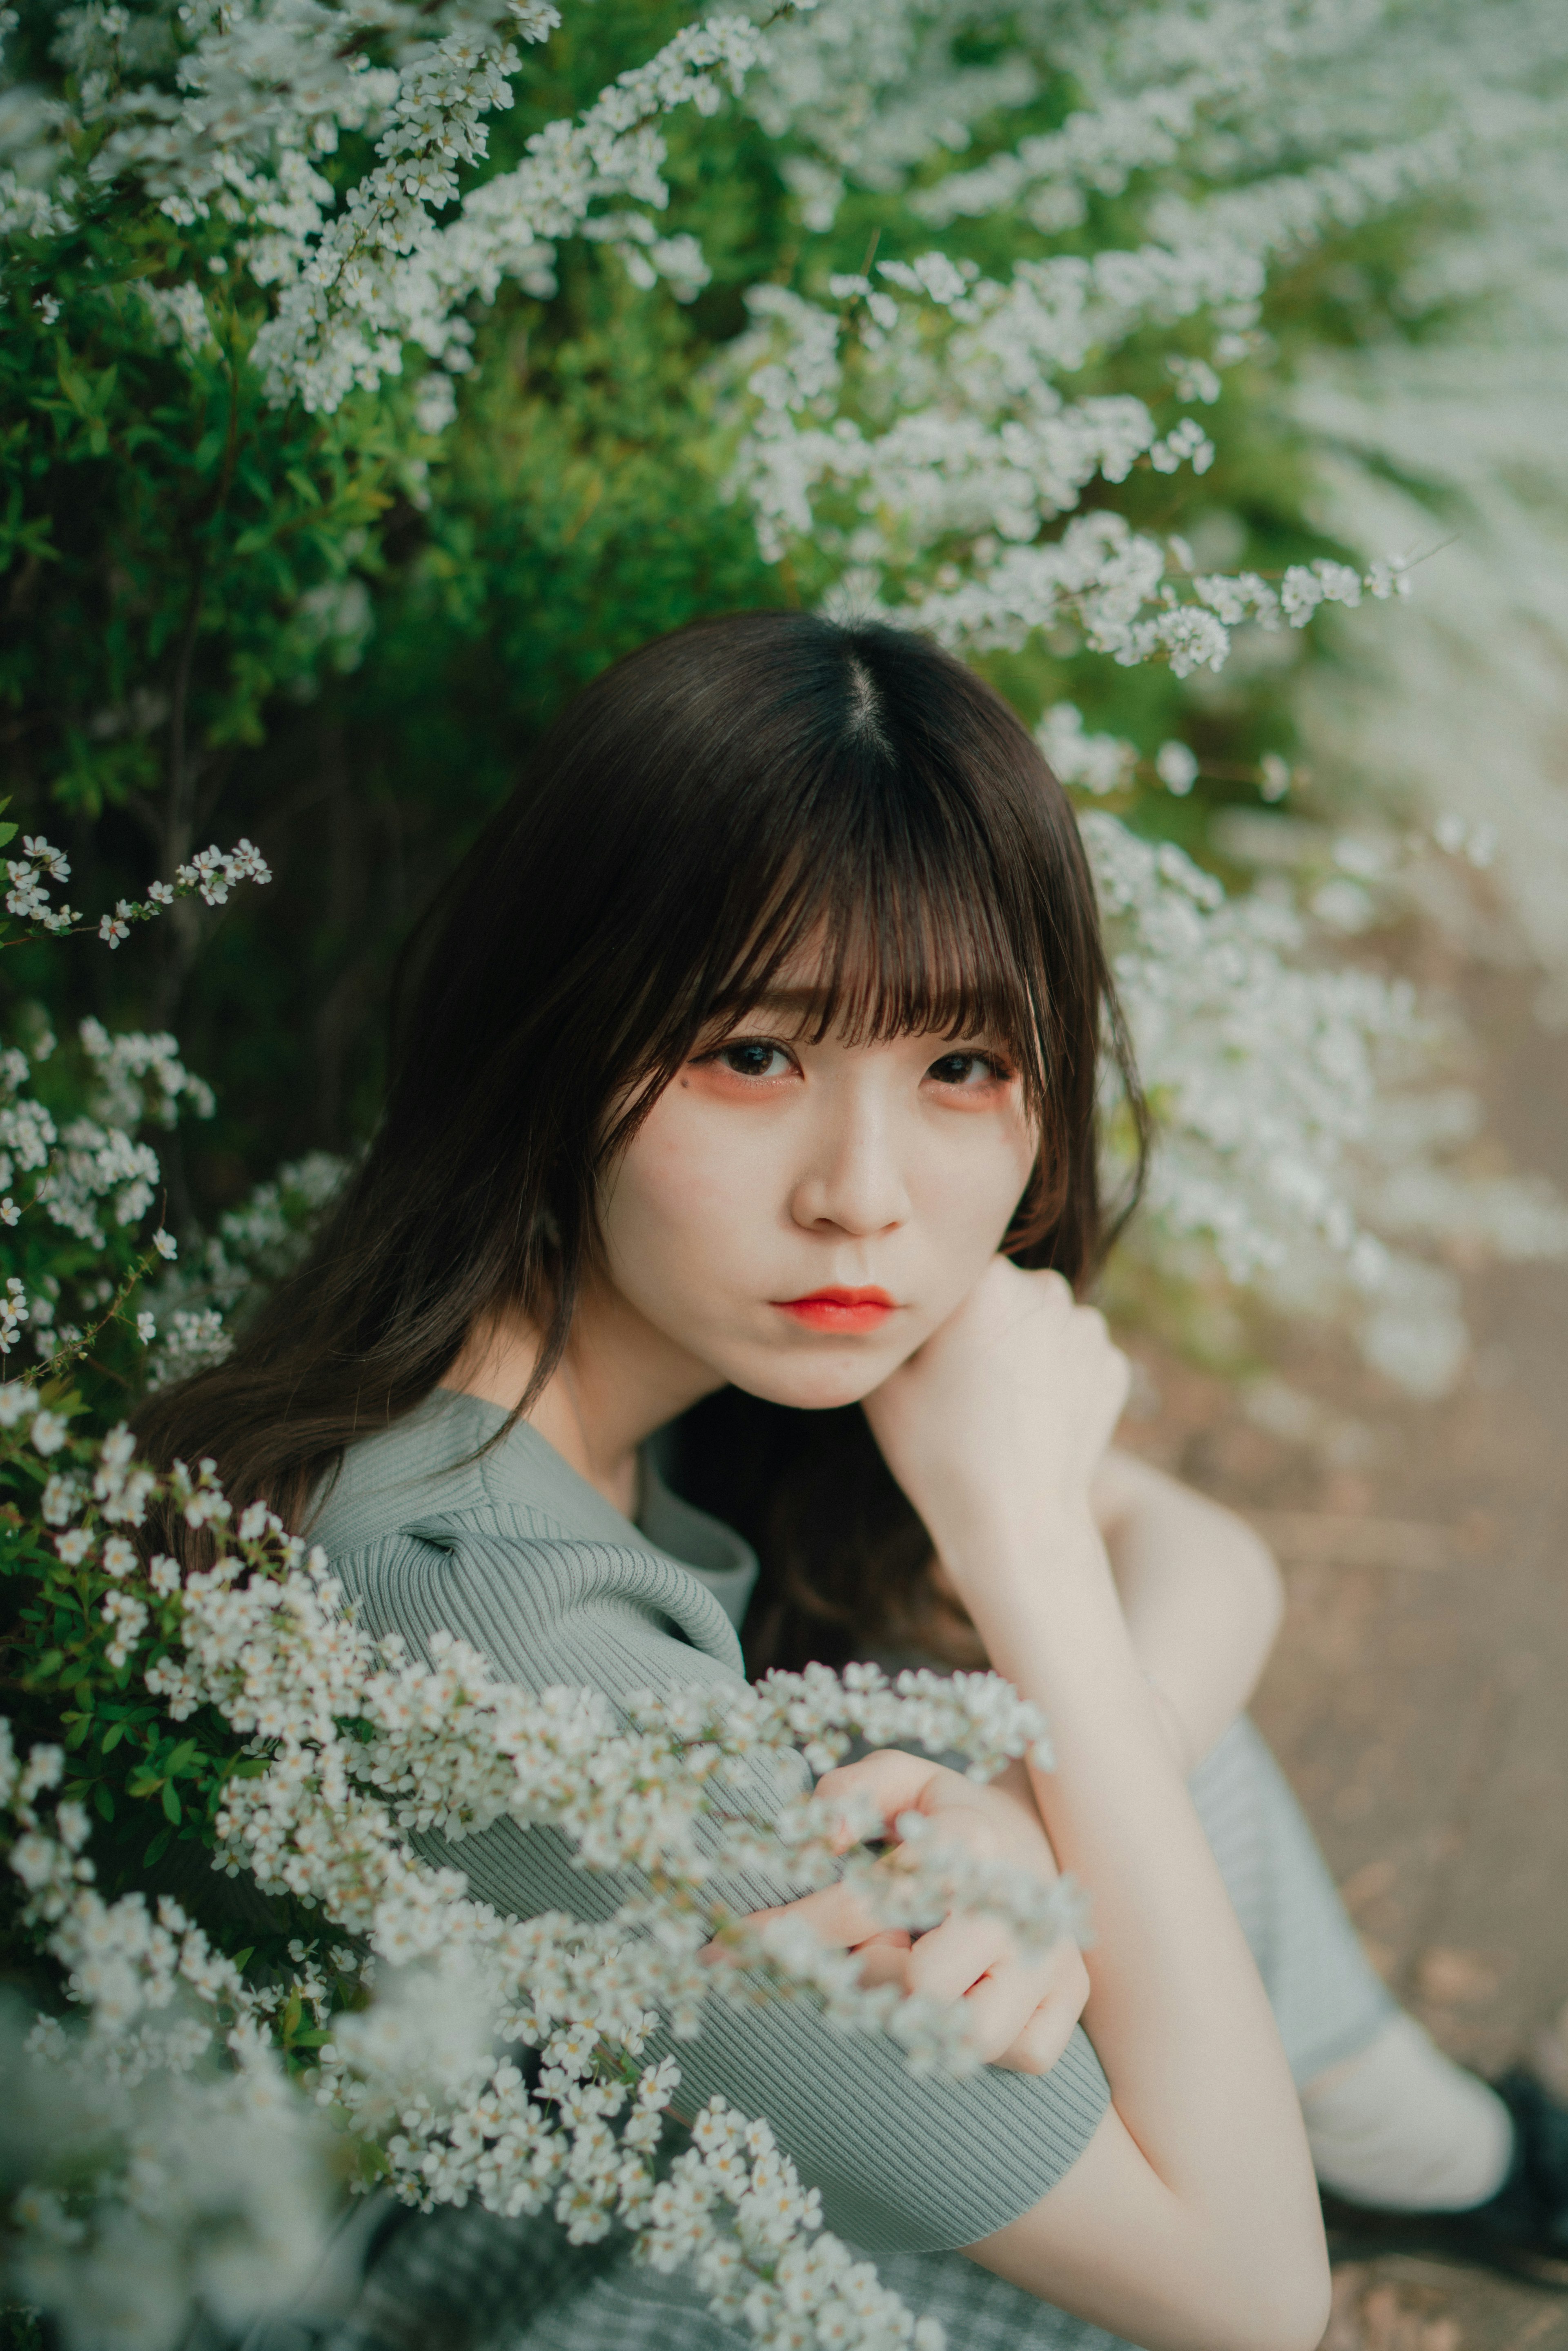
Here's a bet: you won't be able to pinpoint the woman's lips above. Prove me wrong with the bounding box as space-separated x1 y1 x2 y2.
771 1287 898 1334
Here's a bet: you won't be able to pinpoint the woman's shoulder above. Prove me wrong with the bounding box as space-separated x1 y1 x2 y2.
307 1386 749 1673
307 1386 650 1553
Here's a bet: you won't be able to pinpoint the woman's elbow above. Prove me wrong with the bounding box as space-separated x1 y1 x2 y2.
1250 2264 1333 2351
1202 2236 1332 2351
1227 1513 1286 1657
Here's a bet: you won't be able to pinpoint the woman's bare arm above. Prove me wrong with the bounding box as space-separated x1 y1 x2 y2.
863 1261 1330 2351
1090 1447 1284 1771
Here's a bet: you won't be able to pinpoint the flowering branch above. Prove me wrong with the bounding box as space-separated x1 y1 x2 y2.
1 1400 1069 2346
2 831 272 952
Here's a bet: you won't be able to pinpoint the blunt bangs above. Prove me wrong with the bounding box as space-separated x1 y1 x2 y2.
581 616 1099 1243
699 777 1053 1111
374 608 1136 1282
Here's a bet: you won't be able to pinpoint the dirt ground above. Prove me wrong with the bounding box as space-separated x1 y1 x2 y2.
1116 964 1568 2351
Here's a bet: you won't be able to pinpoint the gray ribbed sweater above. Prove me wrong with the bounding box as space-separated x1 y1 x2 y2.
309 1386 1110 2253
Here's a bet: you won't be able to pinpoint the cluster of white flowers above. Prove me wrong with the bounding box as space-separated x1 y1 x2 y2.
1282 37 1568 1017
1088 811 1414 1284
24 0 785 413
713 0 1560 668
10 0 1568 1389
139 1148 349 1387
4 831 79 933
0 842 275 1372
2 828 270 950
0 1715 339 2349
1085 809 1568 1393
3 1992 336 2351
0 1014 212 1268
1 1416 1075 2347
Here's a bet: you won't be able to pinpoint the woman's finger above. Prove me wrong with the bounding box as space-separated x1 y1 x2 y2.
851 1934 915 1991
954 1961 1061 2067
902 1910 1014 2005
969 1940 1091 2073
811 1749 964 1847
717 1876 894 1959
991 1992 1087 2078
993 1943 1092 2075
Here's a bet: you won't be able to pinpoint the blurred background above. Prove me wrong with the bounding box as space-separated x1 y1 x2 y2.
4 0 1568 2340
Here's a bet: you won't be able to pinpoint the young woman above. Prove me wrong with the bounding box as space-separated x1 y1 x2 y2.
140 613 1568 2351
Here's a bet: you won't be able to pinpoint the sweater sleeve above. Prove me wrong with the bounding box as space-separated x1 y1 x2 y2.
337 1523 1111 2255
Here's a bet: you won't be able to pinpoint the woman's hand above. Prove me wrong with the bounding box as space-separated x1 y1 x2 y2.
729 1747 1090 2077
862 1258 1129 1589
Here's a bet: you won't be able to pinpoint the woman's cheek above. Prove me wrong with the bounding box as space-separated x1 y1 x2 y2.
614 1094 785 1264
920 1117 1036 1261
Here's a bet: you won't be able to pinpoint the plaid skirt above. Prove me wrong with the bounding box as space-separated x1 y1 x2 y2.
285 1717 1388 2351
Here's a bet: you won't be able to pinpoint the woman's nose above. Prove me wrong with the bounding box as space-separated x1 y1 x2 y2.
788 1102 911 1237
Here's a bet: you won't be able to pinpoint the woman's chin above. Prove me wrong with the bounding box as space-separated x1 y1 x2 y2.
726 1344 905 1414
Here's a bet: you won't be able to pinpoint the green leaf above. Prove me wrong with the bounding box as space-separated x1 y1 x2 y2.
160 1779 183 1824
94 1781 114 1820
144 1825 173 1867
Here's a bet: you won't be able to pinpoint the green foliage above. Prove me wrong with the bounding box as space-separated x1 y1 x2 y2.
0 2306 52 2351
2 26 1423 1171
0 3 1466 1414
0 1418 334 1996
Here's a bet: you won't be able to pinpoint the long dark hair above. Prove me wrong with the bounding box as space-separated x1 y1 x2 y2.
135 611 1147 1660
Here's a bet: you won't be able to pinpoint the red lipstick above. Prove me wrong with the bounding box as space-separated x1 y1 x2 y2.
772 1287 897 1334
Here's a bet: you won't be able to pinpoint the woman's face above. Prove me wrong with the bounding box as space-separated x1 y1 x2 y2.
596 968 1040 1412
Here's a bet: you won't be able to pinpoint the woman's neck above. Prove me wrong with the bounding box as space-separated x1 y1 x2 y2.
439 1280 721 1518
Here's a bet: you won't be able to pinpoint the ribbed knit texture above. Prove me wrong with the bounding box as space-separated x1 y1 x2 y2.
310 1389 1113 2255
300 1390 1399 2351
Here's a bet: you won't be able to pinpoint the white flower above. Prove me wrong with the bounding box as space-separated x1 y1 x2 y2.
31 1409 68 1455
1155 741 1199 795
55 1527 93 1564
98 910 131 949
102 1535 138 1578
0 1277 30 1354
0 1195 18 1225
152 1229 177 1261
136 1310 157 1344
101 1588 148 1666
41 1474 82 1527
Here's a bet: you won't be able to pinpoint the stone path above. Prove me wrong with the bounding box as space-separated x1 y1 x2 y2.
1118 967 1568 2351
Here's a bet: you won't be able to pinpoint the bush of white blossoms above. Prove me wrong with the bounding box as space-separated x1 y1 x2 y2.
5 0 1568 2341
1 1370 1072 2350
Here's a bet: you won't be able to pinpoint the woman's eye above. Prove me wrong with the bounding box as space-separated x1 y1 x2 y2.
927 1051 1006 1089
715 1040 793 1080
